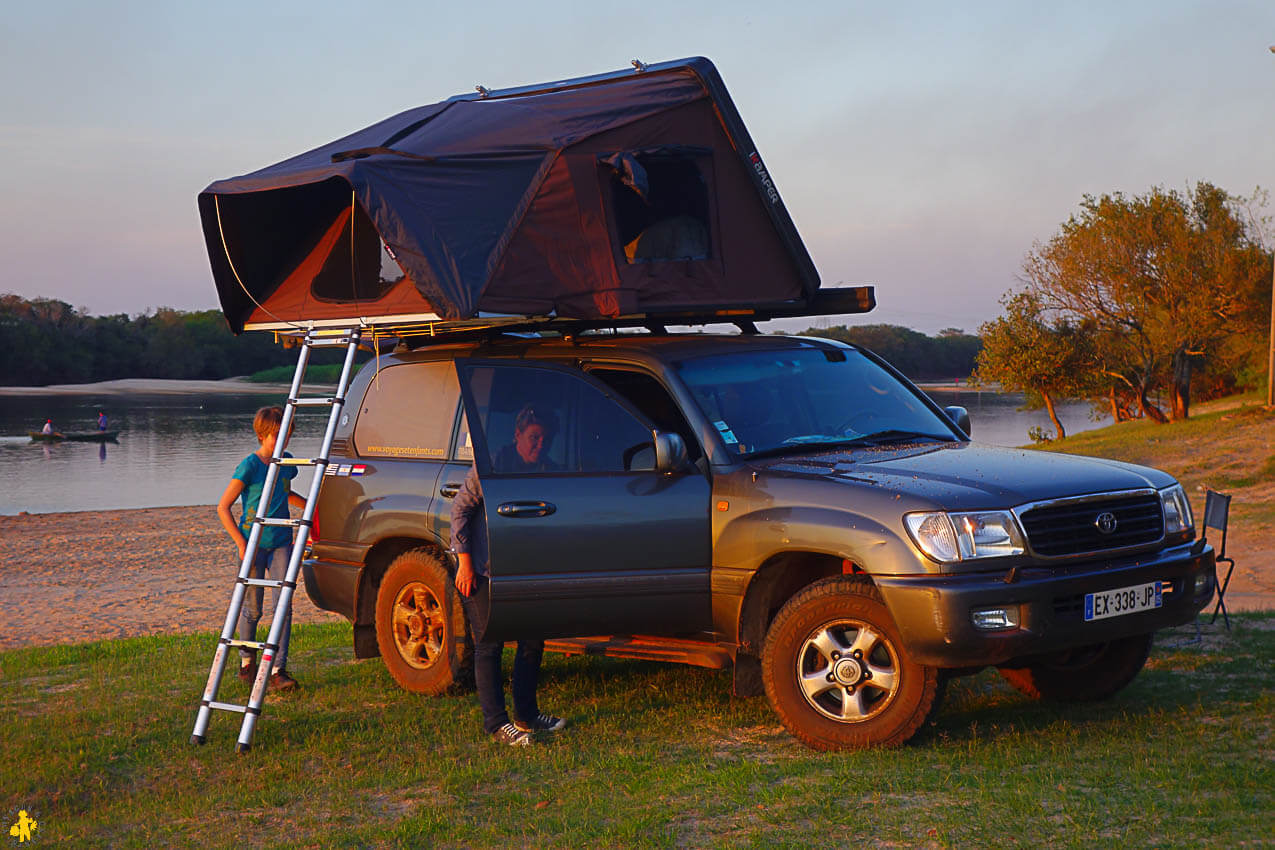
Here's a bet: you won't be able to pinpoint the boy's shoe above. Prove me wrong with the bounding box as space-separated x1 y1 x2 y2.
491 722 533 746
515 713 566 733
237 662 258 683
268 669 299 692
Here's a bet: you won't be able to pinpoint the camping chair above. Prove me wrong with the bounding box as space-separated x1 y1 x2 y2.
1203 490 1234 631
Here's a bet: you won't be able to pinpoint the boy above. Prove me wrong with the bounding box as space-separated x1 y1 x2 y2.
216 406 306 691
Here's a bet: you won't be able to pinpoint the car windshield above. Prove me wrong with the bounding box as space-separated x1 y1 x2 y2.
676 345 958 458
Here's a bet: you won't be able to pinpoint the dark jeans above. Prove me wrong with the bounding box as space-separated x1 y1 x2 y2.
462 575 544 734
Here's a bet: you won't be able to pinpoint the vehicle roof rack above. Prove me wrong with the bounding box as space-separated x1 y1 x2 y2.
267 286 874 351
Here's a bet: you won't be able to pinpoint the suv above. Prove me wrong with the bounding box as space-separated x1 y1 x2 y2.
304 328 1214 750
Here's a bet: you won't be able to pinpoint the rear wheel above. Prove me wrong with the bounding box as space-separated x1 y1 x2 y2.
997 633 1152 702
374 550 473 695
762 576 939 750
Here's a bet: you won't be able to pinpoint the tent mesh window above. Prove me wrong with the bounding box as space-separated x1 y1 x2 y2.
310 206 402 303
611 154 712 264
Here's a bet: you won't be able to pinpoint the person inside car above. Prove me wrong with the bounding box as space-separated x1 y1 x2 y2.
452 403 566 745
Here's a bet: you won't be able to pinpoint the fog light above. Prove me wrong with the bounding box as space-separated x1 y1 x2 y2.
1194 573 1212 595
971 606 1020 631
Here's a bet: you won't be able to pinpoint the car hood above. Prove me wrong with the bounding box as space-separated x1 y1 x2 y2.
753 441 1176 510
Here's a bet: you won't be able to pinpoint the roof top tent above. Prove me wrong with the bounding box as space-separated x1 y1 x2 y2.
199 56 873 336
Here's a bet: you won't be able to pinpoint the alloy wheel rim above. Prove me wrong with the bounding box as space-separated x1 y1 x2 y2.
795 618 900 723
391 582 445 669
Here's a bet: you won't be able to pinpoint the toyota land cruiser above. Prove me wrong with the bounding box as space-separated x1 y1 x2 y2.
303 328 1215 750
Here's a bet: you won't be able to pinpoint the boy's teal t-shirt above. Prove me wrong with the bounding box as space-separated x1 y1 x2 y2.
233 452 298 550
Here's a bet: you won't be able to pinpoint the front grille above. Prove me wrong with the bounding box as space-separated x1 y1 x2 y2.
1020 493 1163 557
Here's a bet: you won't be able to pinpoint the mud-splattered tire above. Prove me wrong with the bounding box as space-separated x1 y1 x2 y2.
997 633 1152 702
762 576 940 750
374 549 473 695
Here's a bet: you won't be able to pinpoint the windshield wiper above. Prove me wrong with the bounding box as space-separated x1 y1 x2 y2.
742 431 949 461
842 429 952 446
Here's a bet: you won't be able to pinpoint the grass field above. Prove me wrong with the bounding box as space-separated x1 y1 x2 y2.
2 616 1272 848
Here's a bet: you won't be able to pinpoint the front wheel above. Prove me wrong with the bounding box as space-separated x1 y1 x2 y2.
997 633 1152 702
762 576 939 750
374 549 473 695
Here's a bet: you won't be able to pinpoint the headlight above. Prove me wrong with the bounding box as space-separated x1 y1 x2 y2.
1159 484 1193 536
905 510 1026 563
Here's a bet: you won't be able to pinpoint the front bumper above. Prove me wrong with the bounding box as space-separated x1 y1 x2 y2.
874 542 1215 668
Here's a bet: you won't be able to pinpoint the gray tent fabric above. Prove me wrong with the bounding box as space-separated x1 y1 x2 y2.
199 57 820 333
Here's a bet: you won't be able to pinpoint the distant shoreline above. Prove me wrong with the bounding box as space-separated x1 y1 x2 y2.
0 377 296 396
3 376 988 397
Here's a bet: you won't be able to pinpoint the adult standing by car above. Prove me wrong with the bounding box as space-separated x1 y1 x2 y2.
451 404 566 745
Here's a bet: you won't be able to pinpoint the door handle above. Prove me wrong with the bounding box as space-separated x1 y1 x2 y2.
439 482 462 499
496 501 557 518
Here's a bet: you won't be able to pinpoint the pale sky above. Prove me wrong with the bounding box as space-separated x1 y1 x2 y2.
2 0 1272 334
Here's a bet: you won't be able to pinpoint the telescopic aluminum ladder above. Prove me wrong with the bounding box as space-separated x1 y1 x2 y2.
191 327 362 752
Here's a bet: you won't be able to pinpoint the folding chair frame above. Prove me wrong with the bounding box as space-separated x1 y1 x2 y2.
1204 490 1234 631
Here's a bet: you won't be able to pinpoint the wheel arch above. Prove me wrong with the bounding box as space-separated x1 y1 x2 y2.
736 551 868 657
352 536 449 658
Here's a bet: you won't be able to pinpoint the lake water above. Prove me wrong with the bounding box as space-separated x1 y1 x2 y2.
0 384 1108 515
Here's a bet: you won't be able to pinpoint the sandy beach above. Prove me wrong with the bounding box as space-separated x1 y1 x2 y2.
0 506 343 651
0 377 294 397
0 504 1268 652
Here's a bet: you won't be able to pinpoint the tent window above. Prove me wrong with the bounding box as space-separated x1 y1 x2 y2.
310 206 403 302
607 153 711 265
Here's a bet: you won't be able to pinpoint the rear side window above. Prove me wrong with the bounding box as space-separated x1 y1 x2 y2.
353 361 459 459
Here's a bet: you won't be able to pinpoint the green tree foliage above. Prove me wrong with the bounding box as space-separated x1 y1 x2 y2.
0 295 347 386
1020 182 1271 421
974 292 1099 439
795 324 982 380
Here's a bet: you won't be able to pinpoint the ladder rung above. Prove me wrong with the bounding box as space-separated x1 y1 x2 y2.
274 457 321 467
305 336 358 347
256 516 303 528
289 396 340 407
243 578 287 589
226 639 266 650
207 701 248 714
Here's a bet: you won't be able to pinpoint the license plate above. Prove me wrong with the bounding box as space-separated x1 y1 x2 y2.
1084 581 1162 621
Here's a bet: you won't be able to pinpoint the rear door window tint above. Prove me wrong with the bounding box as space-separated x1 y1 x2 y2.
353 361 458 459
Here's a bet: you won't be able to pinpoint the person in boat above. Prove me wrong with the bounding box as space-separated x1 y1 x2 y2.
97 412 108 432
41 419 53 435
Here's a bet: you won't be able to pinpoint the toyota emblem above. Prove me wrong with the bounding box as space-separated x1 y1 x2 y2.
1094 511 1118 534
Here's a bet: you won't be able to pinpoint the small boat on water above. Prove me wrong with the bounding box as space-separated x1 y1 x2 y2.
29 430 120 443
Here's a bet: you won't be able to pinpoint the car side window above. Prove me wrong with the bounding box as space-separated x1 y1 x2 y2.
353 361 458 459
588 367 702 463
461 364 655 474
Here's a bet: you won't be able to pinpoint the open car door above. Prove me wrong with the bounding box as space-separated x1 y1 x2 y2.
456 359 712 642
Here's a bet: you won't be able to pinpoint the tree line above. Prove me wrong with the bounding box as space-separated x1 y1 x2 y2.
975 182 1272 438
793 324 983 381
0 296 330 386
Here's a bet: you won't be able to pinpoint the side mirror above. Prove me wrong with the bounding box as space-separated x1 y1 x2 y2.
654 431 688 472
944 405 971 438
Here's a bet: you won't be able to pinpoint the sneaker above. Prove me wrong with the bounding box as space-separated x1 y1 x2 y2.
515 712 566 733
268 669 299 692
237 662 258 683
491 722 533 746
